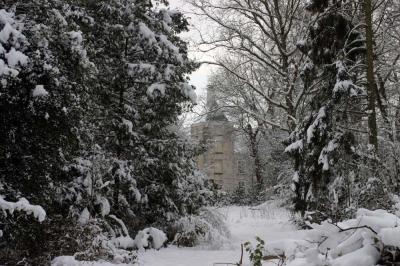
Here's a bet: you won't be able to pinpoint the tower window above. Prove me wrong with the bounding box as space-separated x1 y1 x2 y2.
214 136 224 154
214 160 223 174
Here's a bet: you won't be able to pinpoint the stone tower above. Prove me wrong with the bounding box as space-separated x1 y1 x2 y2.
190 89 253 191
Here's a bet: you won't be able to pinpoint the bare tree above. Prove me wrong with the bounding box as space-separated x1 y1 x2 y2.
365 0 379 150
189 0 307 131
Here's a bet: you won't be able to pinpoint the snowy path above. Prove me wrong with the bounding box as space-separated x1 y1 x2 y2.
138 202 306 266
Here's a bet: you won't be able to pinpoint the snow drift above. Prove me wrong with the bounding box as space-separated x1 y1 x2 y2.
262 208 400 266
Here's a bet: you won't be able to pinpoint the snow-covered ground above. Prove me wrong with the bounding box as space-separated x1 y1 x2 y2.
54 202 399 265
138 202 306 266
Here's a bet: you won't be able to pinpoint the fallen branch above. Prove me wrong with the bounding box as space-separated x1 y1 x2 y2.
338 225 378 235
328 222 378 235
263 255 286 261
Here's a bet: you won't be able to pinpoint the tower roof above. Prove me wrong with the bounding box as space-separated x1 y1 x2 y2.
206 98 228 121
206 87 228 122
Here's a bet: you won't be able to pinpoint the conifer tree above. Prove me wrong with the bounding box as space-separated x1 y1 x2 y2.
0 0 212 262
285 0 365 216
0 0 93 262
67 0 210 228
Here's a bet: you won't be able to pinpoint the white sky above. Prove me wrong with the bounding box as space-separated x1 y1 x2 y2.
168 0 216 99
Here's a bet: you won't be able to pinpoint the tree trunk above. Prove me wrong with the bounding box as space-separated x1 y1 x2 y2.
113 85 124 210
365 0 378 151
395 95 400 142
247 124 263 189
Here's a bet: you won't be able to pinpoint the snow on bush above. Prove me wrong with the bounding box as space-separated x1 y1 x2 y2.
133 227 167 250
306 106 326 144
5 47 28 68
171 208 231 249
122 118 134 135
68 30 92 68
180 82 197 104
146 83 166 98
78 207 90 225
0 196 46 222
111 226 167 251
0 9 28 79
51 212 167 264
51 217 138 264
52 255 135 266
127 63 156 78
112 235 135 250
260 208 400 266
32 85 49 97
284 139 303 153
333 61 365 97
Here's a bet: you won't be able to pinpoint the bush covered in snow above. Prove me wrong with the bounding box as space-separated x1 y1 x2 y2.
170 208 230 249
50 219 169 264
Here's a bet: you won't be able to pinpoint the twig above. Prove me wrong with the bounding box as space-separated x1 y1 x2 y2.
328 222 378 235
239 244 243 265
339 225 378 235
263 255 286 260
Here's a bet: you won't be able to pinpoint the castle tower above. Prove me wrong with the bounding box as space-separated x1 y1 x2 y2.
190 88 241 191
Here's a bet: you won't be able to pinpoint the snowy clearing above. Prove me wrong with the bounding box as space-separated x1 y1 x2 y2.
138 201 306 266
